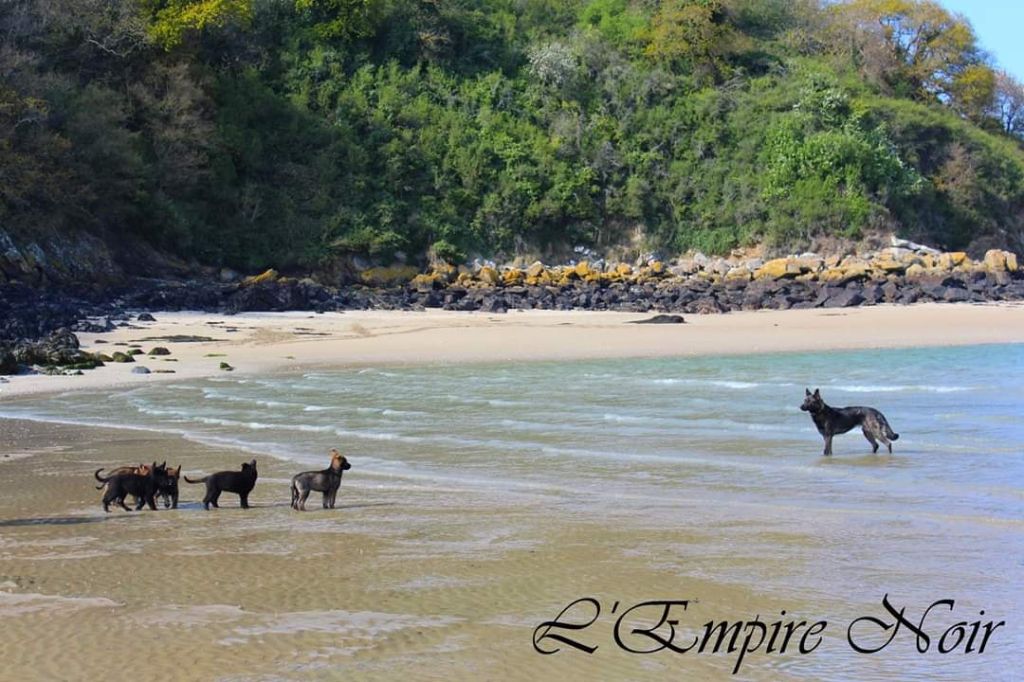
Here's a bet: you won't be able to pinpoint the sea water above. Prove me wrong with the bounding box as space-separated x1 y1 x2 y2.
2 343 1022 678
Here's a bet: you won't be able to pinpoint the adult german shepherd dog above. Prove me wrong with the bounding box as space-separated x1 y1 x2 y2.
290 450 351 511
185 459 258 510
800 388 899 456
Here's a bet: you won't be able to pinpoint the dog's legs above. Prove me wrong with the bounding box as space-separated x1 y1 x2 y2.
119 497 132 512
298 488 311 511
239 493 249 509
879 436 892 454
863 429 879 454
823 434 833 456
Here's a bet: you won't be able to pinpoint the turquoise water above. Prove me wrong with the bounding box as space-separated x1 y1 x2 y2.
2 343 1022 679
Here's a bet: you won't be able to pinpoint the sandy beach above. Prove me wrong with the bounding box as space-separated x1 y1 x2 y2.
1 304 1023 681
2 302 1023 400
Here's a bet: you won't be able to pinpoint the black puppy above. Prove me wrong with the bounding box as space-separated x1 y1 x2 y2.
800 388 899 456
290 450 351 511
158 465 181 509
97 462 166 512
184 459 258 509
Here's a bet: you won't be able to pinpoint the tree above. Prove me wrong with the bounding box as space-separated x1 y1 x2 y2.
140 0 252 49
646 0 740 79
826 0 993 113
990 70 1024 137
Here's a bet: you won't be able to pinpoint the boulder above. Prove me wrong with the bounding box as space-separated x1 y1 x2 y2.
477 266 501 286
110 351 135 363
754 258 813 280
131 366 151 374
148 347 171 356
359 265 419 287
630 314 685 324
937 252 968 270
502 268 524 286
410 273 443 291
725 266 752 282
243 268 279 286
984 249 1019 273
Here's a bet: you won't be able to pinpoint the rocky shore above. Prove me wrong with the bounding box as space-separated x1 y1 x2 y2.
2 242 1021 375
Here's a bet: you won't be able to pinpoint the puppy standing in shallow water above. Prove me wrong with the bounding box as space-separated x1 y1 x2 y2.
800 388 899 456
184 459 258 509
96 463 166 512
95 462 180 509
291 449 351 511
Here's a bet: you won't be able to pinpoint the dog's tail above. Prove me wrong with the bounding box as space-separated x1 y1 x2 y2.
94 468 112 485
882 418 899 441
183 475 208 484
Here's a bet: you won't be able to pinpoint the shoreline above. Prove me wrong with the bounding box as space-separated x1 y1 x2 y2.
2 311 1022 681
2 302 1023 400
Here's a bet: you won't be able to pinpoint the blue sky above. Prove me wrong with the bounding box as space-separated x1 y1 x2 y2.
941 0 1024 79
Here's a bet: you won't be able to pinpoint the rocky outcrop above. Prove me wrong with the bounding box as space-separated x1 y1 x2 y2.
2 237 1022 375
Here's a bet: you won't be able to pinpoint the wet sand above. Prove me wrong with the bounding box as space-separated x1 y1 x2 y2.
0 419 816 681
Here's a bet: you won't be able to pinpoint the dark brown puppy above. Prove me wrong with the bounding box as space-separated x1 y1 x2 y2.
185 459 257 509
95 463 152 490
800 388 899 456
290 450 351 511
99 463 165 512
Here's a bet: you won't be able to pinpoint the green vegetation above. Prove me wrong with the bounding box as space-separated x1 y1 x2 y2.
2 0 1023 272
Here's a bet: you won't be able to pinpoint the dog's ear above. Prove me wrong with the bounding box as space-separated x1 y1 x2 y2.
813 388 820 397
805 388 811 396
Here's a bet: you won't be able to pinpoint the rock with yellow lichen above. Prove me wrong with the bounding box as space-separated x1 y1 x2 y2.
477 265 500 286
359 265 419 287
984 249 1019 273
242 268 279 286
502 268 524 285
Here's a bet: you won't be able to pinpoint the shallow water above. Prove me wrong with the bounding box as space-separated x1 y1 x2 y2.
2 343 1022 680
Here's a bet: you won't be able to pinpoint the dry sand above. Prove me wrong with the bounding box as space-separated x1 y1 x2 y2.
2 302 1023 400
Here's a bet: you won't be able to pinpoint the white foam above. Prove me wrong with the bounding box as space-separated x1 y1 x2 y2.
219 610 461 645
0 591 120 616
831 384 971 393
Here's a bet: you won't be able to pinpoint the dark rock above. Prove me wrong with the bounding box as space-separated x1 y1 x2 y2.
148 347 171 356
630 314 686 324
824 289 865 308
131 366 151 374
137 312 156 322
943 287 970 303
110 352 135 363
